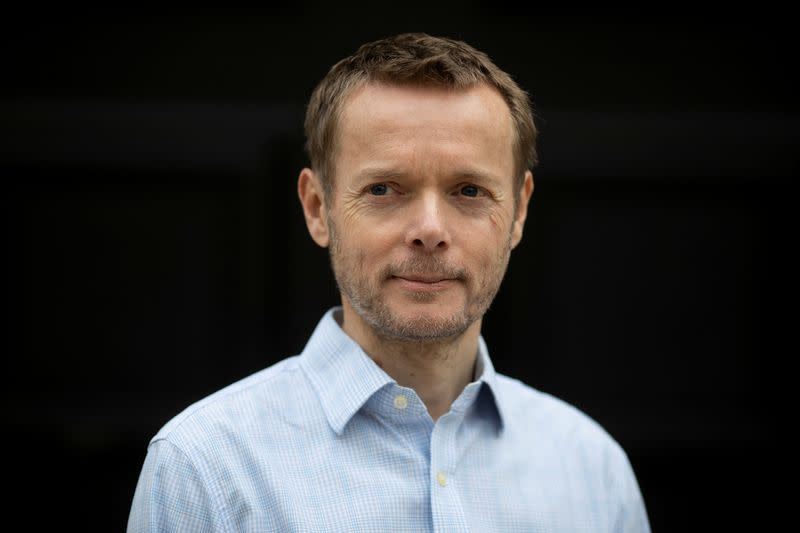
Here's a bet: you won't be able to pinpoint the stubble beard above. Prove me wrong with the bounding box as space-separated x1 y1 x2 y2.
327 217 512 343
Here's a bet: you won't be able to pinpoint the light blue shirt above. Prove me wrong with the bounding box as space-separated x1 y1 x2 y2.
128 308 650 532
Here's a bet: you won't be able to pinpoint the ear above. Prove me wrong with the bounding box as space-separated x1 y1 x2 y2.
510 170 534 250
297 168 330 248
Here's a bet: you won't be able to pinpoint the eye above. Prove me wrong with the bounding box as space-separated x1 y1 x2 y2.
460 185 481 197
369 183 390 196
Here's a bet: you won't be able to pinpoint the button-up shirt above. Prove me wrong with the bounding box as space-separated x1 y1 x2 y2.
128 308 650 532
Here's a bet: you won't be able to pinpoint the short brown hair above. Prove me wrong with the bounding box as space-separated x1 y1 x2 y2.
304 33 538 199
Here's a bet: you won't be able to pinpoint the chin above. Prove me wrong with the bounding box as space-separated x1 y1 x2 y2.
392 297 461 318
378 303 472 341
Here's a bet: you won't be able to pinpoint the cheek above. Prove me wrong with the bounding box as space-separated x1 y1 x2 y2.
487 207 513 234
454 204 514 246
463 239 499 273
473 231 513 274
335 223 395 270
461 214 512 252
349 220 401 254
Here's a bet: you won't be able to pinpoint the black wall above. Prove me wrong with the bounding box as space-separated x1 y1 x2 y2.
2 8 793 531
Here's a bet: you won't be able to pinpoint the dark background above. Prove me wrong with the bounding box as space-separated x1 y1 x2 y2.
2 7 794 532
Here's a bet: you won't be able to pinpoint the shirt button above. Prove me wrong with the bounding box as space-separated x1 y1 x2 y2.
393 395 408 410
436 471 447 487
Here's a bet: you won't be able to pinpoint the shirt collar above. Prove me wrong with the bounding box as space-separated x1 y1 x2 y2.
474 334 508 433
300 307 507 435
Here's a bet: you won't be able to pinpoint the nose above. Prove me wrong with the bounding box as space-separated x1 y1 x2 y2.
405 193 450 252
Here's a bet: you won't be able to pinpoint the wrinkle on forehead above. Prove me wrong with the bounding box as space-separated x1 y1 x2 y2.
336 82 515 184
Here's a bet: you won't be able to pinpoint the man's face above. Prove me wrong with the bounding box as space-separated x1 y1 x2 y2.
311 82 532 342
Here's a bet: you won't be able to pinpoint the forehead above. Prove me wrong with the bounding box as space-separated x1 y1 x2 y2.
339 81 513 140
335 82 515 175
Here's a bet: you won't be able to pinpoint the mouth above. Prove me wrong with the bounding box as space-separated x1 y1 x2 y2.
390 274 457 292
393 274 451 283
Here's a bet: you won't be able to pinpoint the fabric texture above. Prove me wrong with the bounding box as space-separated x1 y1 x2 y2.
128 307 650 532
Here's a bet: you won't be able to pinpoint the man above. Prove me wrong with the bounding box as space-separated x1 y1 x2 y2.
128 33 650 532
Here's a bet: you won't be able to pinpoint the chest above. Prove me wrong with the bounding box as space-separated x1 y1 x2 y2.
214 424 616 532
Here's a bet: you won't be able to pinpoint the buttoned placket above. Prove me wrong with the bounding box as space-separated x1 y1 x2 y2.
371 384 435 468
367 380 484 533
428 381 483 533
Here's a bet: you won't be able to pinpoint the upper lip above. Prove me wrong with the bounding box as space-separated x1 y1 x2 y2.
393 274 452 283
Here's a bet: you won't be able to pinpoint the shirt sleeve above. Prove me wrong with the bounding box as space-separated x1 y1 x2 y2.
127 438 224 533
611 449 651 533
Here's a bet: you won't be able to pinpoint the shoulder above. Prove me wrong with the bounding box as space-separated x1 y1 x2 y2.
494 375 650 531
150 355 317 451
131 355 330 529
495 373 627 457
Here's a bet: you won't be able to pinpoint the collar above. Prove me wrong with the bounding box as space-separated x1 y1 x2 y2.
299 307 508 435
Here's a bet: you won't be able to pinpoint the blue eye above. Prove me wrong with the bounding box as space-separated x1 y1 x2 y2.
369 183 388 196
460 185 480 197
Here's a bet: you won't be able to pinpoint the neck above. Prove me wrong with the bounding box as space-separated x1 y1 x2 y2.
339 301 481 421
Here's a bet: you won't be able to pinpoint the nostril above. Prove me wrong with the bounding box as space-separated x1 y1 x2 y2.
411 238 447 249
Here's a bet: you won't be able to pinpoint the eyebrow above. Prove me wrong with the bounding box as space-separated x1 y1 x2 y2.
354 167 504 187
354 167 407 184
451 169 503 187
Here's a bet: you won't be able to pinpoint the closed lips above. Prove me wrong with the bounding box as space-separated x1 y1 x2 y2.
393 275 451 283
